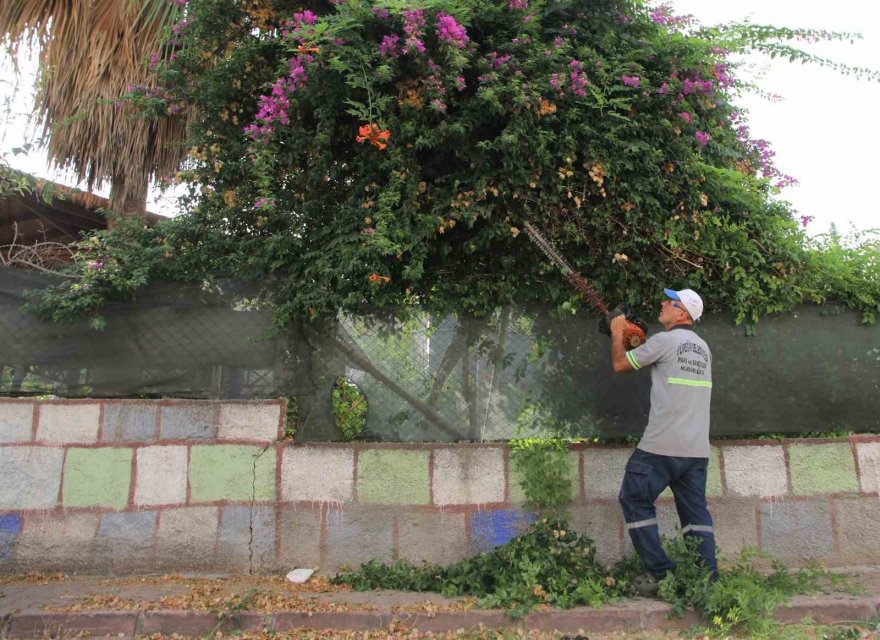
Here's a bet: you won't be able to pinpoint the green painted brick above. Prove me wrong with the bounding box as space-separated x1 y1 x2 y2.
707 447 723 497
658 447 722 499
509 451 579 504
789 443 858 495
357 450 429 504
190 445 275 502
63 447 132 509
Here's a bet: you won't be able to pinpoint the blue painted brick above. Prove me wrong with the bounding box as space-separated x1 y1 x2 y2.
471 508 537 554
160 404 217 440
219 506 276 567
103 404 157 442
0 514 23 561
97 511 157 560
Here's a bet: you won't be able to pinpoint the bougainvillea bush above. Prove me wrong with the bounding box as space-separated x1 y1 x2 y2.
26 0 879 329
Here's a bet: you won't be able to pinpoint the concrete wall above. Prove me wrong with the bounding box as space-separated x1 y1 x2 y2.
2 397 880 575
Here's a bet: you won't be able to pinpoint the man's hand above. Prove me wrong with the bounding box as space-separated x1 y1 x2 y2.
599 305 626 336
609 313 633 373
609 315 628 333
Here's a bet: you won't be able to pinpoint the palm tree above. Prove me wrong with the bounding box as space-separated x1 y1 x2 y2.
0 0 188 216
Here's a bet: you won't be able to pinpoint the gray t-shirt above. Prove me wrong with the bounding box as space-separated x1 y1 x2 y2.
624 326 712 458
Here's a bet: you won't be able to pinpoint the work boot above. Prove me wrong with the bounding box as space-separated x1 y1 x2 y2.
632 572 661 597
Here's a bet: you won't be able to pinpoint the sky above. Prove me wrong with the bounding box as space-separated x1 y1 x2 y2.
1 1 879 236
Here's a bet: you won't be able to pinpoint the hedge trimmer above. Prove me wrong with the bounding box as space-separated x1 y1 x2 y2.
522 222 648 350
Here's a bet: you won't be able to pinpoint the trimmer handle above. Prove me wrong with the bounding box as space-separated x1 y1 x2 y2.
598 305 649 351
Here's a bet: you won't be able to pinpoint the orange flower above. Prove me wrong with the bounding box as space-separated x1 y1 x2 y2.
355 123 391 150
297 45 320 54
368 273 391 283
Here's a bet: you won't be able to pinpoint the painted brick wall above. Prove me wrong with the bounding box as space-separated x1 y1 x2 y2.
1 398 879 574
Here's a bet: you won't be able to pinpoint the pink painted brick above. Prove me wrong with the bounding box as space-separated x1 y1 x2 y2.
8 612 138 638
219 402 281 441
273 612 386 632
0 401 34 442
37 403 100 443
834 497 880 563
582 447 632 498
155 507 218 569
855 441 880 492
432 447 505 505
281 447 354 502
397 510 469 565
142 611 269 635
722 445 788 497
710 498 759 560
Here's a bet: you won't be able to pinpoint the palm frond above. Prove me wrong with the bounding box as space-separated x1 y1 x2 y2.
1 0 189 215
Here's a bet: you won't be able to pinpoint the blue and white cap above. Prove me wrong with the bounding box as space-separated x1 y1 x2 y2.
663 288 704 322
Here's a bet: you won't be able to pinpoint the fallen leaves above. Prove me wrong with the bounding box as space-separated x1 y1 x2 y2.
41 576 374 615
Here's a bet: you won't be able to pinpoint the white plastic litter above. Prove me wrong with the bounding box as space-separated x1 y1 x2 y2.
286 568 315 583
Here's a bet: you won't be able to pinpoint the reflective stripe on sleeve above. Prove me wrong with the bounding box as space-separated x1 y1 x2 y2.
624 518 658 531
666 377 712 388
626 351 641 370
682 524 715 534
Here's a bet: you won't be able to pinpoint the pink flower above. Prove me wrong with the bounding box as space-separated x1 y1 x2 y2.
799 215 814 227
455 76 466 90
682 78 714 95
436 12 469 48
403 37 426 55
621 75 640 88
569 60 587 96
380 34 400 58
695 131 711 146
403 9 425 36
254 197 276 210
292 10 318 26
657 82 671 94
678 111 692 124
86 261 104 270
508 0 528 8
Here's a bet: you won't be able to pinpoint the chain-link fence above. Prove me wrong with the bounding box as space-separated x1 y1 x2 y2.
2 266 878 441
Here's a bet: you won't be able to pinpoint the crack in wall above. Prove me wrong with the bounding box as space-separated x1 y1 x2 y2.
249 444 274 574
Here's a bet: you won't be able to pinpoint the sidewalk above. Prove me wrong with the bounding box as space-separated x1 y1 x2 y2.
1 569 879 639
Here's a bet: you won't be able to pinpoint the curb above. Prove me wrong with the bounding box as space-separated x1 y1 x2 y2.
2 595 876 638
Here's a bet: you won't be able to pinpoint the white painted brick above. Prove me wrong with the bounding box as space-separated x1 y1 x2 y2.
582 447 633 499
433 448 505 506
37 403 100 443
281 447 354 503
856 442 880 493
218 403 281 441
0 446 64 509
723 445 788 497
0 402 34 443
135 446 188 506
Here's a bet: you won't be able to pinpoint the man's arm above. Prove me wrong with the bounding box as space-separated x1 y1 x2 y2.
609 315 633 373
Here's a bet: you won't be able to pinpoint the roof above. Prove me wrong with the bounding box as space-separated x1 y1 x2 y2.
0 171 168 247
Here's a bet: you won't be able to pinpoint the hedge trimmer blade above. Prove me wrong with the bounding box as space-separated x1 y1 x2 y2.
522 222 608 314
523 222 576 276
